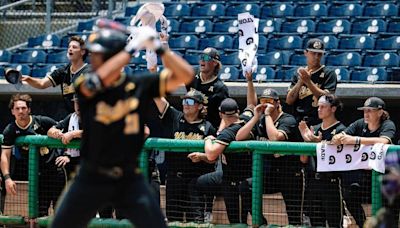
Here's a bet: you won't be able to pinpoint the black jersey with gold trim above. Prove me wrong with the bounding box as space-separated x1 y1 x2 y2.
344 118 396 144
255 112 297 142
74 71 168 167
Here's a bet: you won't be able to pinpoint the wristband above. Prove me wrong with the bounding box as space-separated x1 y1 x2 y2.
355 136 361 145
155 46 166 56
4 174 11 180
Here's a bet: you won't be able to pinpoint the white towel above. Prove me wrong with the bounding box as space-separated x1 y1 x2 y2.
238 12 259 76
65 113 80 158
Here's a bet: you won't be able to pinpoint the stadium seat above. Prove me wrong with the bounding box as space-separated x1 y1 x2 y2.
351 19 387 34
169 35 199 50
47 51 69 64
0 50 11 63
77 19 96 32
275 66 297 81
28 34 60 48
363 53 399 67
184 53 200 65
290 53 306 66
332 67 350 82
199 35 233 50
387 21 400 33
281 19 315 34
258 51 292 66
218 66 239 81
125 5 142 17
261 3 294 18
294 3 328 17
0 65 6 77
130 51 147 65
375 36 400 50
31 65 60 78
161 18 180 34
339 35 375 50
114 16 131 26
363 3 398 17
220 52 240 65
259 18 283 34
351 67 387 82
164 3 192 17
268 36 303 51
123 66 133 76
317 35 339 50
326 52 362 67
191 3 225 17
213 20 239 34
18 50 47 64
254 66 275 81
225 3 260 18
328 3 363 17
60 33 90 48
179 19 212 34
316 19 351 34
8 64 31 76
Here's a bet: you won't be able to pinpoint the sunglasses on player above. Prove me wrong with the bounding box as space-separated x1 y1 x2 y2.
200 54 214 62
182 98 197 106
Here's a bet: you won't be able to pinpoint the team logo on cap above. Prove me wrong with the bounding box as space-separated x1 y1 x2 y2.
365 98 371 106
88 33 98 43
313 41 322 49
263 89 272 96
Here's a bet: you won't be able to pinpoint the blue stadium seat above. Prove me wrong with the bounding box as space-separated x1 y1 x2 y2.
130 51 147 65
294 3 328 17
162 18 180 34
363 53 399 67
199 35 233 50
184 53 200 65
191 3 225 17
114 17 131 26
180 19 212 34
326 52 362 66
125 5 142 17
332 67 350 82
225 3 260 18
28 34 61 48
164 3 192 17
281 19 315 34
0 65 6 77
254 66 275 81
364 3 398 17
339 35 375 50
18 50 47 64
218 66 239 81
387 21 400 33
0 50 11 63
317 35 339 50
169 35 199 50
276 66 297 81
31 65 56 78
213 20 239 34
328 3 363 17
258 51 292 66
47 51 69 64
60 33 90 48
375 36 400 50
351 67 387 82
77 19 96 32
220 52 240 65
8 64 31 75
268 36 303 51
259 18 283 34
261 3 294 18
351 19 386 34
316 19 351 34
290 54 306 66
123 66 133 76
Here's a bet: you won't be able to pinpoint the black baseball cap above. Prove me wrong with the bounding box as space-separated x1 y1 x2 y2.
306 38 325 53
219 98 239 115
203 47 221 61
357 97 386 110
5 68 22 85
181 89 205 104
259 88 279 100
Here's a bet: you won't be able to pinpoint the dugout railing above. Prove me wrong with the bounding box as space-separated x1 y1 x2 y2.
0 134 397 227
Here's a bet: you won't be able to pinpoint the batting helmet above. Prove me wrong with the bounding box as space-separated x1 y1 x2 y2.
86 29 127 61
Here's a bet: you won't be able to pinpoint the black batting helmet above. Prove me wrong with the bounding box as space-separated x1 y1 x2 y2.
86 29 127 61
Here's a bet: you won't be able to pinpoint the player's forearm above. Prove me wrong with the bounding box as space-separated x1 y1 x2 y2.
286 82 302 105
265 116 282 141
1 151 11 176
236 117 257 141
162 50 195 92
306 81 328 98
24 76 50 89
97 51 131 87
246 79 257 108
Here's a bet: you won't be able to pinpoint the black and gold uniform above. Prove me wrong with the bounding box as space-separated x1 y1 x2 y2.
159 102 216 222
288 66 337 125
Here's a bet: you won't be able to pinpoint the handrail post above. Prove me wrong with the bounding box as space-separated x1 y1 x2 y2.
252 151 263 227
139 150 149 181
28 145 39 219
371 170 382 215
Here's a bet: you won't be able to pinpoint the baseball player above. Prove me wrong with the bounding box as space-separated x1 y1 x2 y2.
286 38 337 126
50 20 194 228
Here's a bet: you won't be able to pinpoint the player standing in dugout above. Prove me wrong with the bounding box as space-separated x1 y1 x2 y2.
50 20 194 228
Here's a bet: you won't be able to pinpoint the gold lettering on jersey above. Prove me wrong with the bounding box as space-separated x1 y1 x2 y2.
125 82 136 92
40 147 49 156
95 98 139 125
331 129 336 136
174 132 203 140
242 111 252 118
124 113 139 134
298 83 322 108
63 83 75 95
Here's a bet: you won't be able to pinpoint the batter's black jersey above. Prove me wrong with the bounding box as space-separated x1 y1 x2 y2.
254 112 297 142
159 103 216 175
186 73 230 128
289 66 337 123
74 70 169 167
344 118 396 144
53 113 82 133
47 63 91 112
312 121 346 141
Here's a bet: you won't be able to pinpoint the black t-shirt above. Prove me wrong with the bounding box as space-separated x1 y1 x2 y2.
344 118 396 144
186 73 230 128
159 103 216 176
289 66 337 124
47 63 91 112
74 70 168 168
254 112 297 142
312 121 346 141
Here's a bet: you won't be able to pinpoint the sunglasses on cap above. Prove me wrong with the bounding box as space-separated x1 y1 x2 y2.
200 54 214 62
259 98 276 104
182 98 197 106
